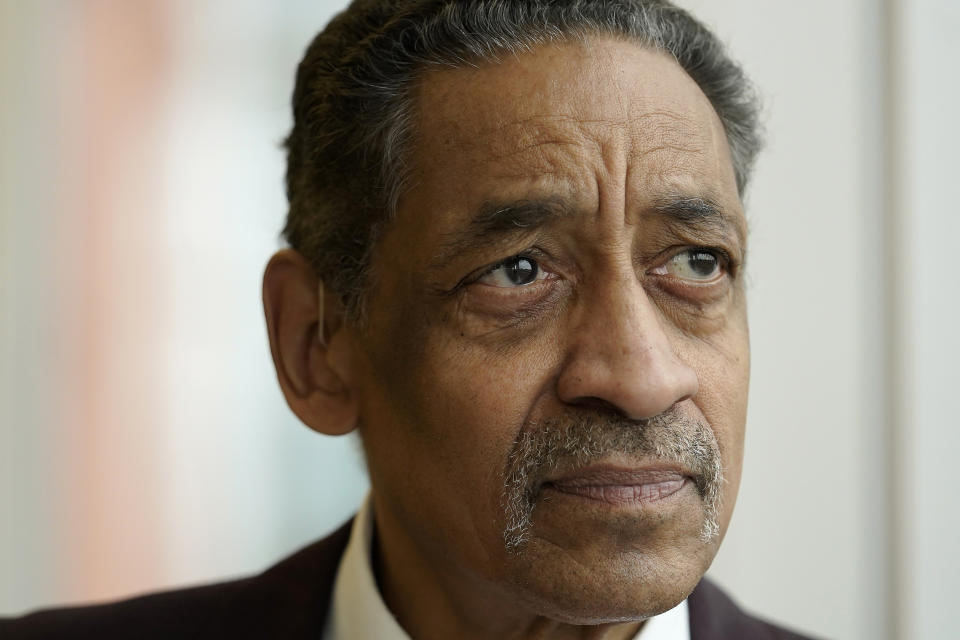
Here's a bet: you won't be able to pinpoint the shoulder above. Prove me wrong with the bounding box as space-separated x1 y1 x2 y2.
688 578 824 640
0 520 352 640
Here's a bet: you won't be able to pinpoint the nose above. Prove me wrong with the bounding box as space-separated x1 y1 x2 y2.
556 275 699 420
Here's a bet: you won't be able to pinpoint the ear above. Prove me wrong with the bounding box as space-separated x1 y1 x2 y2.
262 249 359 436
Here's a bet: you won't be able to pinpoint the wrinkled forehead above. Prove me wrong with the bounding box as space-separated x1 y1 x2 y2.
408 37 739 207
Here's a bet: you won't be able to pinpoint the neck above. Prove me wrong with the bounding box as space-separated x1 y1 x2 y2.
370 494 646 640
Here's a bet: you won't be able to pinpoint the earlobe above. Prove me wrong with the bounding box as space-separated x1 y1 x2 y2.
262 249 359 436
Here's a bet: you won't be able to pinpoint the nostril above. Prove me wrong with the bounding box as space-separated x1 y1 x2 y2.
566 396 630 418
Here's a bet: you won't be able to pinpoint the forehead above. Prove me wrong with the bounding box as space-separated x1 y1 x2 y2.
405 36 740 215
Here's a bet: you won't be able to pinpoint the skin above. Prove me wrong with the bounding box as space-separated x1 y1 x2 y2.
263 37 749 640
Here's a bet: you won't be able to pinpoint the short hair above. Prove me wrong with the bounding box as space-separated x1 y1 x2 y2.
283 0 762 319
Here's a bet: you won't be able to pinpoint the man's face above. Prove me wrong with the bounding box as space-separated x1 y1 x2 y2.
347 37 749 622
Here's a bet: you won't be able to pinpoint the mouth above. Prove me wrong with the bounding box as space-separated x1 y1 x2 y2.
540 465 694 507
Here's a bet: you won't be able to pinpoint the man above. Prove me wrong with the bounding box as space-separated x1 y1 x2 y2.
2 1 818 638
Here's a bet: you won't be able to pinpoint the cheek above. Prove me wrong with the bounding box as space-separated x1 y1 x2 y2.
359 301 558 517
379 293 559 428
675 310 749 521
356 305 573 577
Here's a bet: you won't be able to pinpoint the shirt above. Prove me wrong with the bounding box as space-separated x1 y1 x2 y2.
323 496 690 640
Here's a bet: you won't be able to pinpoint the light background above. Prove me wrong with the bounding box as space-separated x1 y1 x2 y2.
1 2 957 639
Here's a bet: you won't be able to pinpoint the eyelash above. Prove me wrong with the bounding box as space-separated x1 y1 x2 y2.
459 248 550 287
456 244 736 296
706 246 735 274
663 246 736 278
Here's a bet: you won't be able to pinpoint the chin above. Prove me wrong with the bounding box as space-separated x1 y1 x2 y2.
502 531 717 624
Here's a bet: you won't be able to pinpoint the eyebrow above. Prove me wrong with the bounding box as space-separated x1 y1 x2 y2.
651 195 745 244
430 193 744 269
430 197 575 268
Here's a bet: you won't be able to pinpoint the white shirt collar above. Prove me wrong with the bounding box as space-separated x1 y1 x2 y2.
638 598 690 640
324 495 408 639
323 495 690 640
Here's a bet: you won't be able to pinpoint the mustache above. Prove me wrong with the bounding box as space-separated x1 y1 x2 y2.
501 407 723 552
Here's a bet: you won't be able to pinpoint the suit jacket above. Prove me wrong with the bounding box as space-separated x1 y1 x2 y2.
1 521 818 639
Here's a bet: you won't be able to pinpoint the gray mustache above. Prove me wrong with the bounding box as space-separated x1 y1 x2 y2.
501 408 723 552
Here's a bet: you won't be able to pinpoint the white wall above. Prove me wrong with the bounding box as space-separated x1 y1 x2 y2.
896 1 960 638
0 0 368 614
676 2 888 638
679 3 960 639
2 2 957 639
154 0 369 589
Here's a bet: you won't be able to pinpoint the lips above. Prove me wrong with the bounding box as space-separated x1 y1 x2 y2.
542 466 692 506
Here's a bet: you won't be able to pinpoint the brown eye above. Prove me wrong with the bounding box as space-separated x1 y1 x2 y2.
478 256 543 287
654 249 723 281
685 251 719 278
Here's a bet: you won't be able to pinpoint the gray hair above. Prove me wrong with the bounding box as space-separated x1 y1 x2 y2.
283 0 763 319
501 409 723 553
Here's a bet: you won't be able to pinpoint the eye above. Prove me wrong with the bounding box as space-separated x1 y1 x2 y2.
477 255 548 288
651 249 724 282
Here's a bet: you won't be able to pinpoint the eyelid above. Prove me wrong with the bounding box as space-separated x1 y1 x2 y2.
648 246 734 280
478 255 554 289
707 246 736 273
465 247 552 284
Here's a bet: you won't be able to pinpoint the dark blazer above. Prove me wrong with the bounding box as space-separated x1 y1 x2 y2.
1 521 817 639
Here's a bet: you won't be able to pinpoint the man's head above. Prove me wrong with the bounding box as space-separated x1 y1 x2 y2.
282 0 760 319
264 0 759 632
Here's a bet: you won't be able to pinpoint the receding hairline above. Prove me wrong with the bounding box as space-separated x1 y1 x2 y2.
398 34 737 210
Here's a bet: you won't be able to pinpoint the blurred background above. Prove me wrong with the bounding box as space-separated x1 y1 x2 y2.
1 1 957 638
